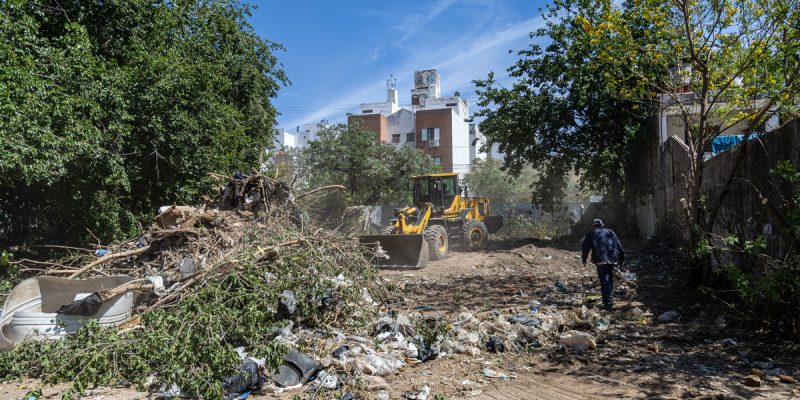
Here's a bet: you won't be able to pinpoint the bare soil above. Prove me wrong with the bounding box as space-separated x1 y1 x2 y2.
378 238 800 399
3 237 799 399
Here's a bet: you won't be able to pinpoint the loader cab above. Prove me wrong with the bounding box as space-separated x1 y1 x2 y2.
412 174 459 211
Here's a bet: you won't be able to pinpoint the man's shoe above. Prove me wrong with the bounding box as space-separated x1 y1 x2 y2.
603 304 613 312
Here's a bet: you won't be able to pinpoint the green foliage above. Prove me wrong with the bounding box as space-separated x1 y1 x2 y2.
694 239 713 257
718 261 800 331
0 0 287 246
721 234 739 247
301 121 435 206
774 160 800 231
474 0 650 203
0 251 19 296
743 236 767 254
495 216 552 239
463 158 535 209
710 162 800 334
414 316 449 349
584 0 799 233
0 223 383 398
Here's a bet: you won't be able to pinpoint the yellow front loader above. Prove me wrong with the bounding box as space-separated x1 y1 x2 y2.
359 173 503 268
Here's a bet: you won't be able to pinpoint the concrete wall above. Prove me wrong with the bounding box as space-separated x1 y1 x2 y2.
629 128 691 241
633 117 800 261
701 119 800 261
272 128 296 149
387 109 416 146
451 108 471 175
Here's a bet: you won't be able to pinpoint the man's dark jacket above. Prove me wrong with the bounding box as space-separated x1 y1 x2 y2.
581 227 625 265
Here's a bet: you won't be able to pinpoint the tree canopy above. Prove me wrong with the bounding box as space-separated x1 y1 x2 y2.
0 0 287 246
474 0 652 206
592 0 800 231
301 121 435 206
463 157 535 211
476 0 799 237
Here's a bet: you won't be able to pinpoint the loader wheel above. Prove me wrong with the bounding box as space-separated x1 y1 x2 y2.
424 225 449 260
382 225 396 234
463 220 488 250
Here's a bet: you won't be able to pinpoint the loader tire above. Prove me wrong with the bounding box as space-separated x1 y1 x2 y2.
462 220 488 250
382 225 396 234
424 224 449 260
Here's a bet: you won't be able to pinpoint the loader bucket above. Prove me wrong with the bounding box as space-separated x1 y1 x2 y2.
359 234 429 268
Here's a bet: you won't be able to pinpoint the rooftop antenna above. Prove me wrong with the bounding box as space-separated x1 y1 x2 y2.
386 74 397 90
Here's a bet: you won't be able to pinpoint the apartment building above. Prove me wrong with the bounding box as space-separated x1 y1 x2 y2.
348 69 479 175
272 123 324 149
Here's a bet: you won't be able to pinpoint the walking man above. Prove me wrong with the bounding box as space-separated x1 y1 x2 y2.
581 219 625 311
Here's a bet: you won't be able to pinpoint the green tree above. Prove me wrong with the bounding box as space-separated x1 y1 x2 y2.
463 158 535 211
0 0 287 246
302 121 434 205
474 0 651 207
594 0 800 236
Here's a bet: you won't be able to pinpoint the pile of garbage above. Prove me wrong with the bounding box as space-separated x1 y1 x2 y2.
0 173 388 398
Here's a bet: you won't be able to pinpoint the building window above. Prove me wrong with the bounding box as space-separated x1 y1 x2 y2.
432 156 441 165
420 128 440 141
362 109 373 114
445 103 457 107
392 134 400 144
406 132 415 142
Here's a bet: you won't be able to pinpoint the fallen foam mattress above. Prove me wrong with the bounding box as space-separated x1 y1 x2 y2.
0 275 137 350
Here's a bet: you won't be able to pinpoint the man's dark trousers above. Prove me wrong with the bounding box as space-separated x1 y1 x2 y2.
596 264 615 309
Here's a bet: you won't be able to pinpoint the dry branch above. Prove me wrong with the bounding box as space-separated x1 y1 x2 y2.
68 247 149 279
295 185 346 200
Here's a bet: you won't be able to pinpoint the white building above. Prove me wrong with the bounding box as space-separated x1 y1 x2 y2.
469 123 504 161
273 123 325 149
349 69 492 175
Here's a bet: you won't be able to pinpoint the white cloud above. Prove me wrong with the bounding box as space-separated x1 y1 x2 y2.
397 0 458 44
279 12 547 128
430 17 544 89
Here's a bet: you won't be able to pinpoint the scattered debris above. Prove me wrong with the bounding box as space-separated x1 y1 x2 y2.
753 360 775 370
95 249 112 257
223 358 263 399
743 375 762 387
657 311 680 322
627 307 644 320
482 368 510 380
560 330 597 351
486 335 505 353
404 385 430 400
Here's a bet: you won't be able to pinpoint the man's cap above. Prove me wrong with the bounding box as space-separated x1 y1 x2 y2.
592 218 604 226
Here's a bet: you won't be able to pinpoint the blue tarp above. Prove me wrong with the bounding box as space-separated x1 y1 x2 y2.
711 134 759 155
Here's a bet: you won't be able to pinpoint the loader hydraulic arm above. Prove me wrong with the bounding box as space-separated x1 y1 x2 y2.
397 204 432 234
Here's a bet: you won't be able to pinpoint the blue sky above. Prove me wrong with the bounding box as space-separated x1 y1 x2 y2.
249 0 548 129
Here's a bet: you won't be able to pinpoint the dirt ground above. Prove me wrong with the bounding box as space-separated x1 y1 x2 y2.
377 237 800 400
2 237 799 399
